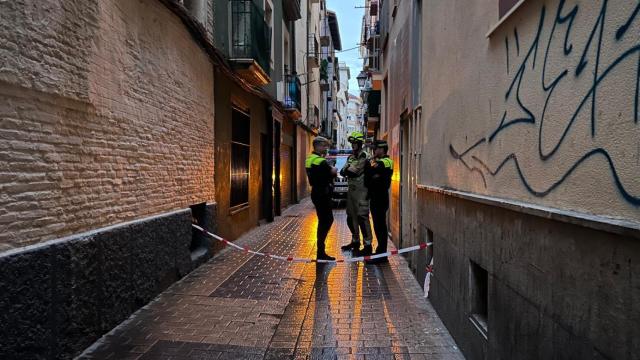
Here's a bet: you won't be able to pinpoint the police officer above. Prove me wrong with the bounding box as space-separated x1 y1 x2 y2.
365 140 393 264
340 131 373 256
306 136 337 261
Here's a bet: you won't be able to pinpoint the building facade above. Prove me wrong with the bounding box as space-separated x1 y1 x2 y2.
0 0 221 358
318 7 342 144
420 1 640 358
335 62 350 149
0 0 320 358
346 93 365 136
361 0 640 359
360 0 419 251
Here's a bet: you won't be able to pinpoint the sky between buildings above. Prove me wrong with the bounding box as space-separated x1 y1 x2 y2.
326 0 365 95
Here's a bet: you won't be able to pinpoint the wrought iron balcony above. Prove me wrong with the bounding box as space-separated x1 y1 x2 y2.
308 33 319 68
283 74 302 117
230 0 271 85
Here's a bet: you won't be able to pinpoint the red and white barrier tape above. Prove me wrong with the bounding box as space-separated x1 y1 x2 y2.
192 224 432 264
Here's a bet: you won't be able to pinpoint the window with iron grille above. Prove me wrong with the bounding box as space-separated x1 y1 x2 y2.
231 108 251 208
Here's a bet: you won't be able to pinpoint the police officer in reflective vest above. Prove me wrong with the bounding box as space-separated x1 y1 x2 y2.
365 140 393 264
340 131 374 256
305 136 337 261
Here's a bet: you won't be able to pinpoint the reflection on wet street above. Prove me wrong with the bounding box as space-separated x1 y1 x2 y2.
80 200 463 359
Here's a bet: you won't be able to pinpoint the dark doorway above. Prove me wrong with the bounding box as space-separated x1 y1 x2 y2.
260 133 273 222
274 121 282 216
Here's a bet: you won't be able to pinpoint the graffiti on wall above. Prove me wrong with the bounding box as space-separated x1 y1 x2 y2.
450 0 640 206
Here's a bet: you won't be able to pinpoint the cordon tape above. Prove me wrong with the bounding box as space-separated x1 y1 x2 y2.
192 224 432 264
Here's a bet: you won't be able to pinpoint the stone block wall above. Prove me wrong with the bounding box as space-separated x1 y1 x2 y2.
0 208 198 359
0 0 216 252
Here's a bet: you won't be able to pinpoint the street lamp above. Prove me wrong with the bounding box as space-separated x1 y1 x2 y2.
357 71 368 90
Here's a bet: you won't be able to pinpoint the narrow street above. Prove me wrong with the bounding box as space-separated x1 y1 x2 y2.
79 200 463 360
2 0 638 358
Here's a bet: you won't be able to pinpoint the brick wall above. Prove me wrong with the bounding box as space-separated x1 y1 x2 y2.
0 0 216 252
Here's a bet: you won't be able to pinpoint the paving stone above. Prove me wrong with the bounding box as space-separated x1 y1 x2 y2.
78 200 463 359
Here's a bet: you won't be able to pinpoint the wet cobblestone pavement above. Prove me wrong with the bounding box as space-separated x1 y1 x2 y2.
79 200 464 359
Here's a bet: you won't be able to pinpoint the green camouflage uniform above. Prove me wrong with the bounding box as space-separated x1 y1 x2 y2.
341 150 373 247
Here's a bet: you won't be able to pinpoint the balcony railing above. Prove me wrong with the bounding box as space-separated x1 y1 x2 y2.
283 74 301 114
308 33 320 68
369 20 380 38
308 104 320 128
230 0 271 83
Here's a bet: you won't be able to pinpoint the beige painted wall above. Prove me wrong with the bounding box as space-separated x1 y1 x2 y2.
381 0 414 242
421 0 640 223
0 0 215 251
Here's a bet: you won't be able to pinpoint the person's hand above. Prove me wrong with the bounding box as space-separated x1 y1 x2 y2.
370 160 379 168
340 165 348 176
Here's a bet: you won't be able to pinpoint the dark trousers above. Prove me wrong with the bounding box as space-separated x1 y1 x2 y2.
370 196 389 253
311 192 334 254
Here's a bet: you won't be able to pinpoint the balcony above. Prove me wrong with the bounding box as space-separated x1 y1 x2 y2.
366 90 381 117
320 27 331 47
308 104 320 128
230 0 271 86
308 34 319 68
320 79 330 92
319 59 329 91
282 74 302 118
370 0 379 16
366 21 380 51
369 20 380 39
365 50 380 71
282 0 301 21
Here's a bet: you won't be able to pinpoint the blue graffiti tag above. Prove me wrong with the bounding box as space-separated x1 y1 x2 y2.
450 0 640 206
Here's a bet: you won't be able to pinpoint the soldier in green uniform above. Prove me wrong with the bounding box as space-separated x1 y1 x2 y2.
340 131 373 256
364 140 394 264
305 136 337 261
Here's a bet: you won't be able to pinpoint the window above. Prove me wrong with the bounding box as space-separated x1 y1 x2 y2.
499 0 521 18
264 0 274 68
469 260 489 339
231 108 250 208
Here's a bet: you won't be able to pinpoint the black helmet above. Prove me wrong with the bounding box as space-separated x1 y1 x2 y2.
372 139 388 149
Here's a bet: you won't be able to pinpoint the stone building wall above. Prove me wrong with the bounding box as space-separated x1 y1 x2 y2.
0 0 216 252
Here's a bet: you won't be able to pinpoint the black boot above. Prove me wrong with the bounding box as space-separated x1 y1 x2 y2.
341 242 359 252
317 252 336 261
366 251 389 264
354 245 373 257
